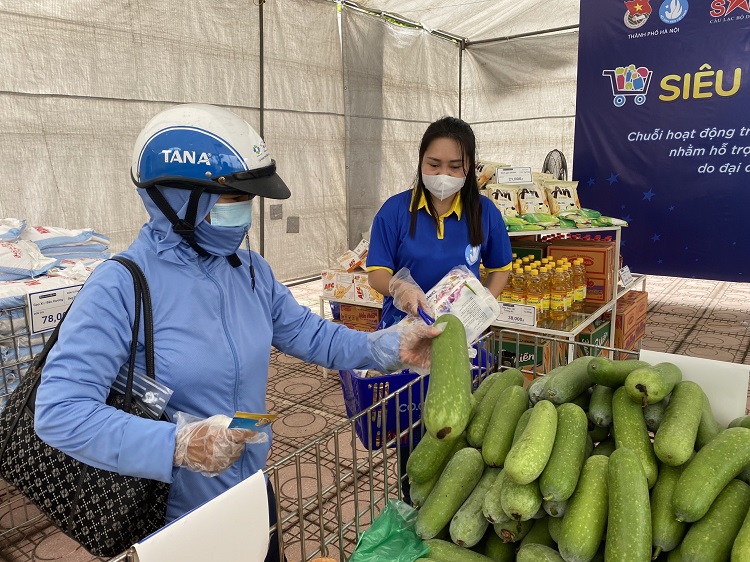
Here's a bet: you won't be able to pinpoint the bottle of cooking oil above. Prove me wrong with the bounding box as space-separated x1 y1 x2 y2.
550 267 567 322
562 264 574 318
539 266 551 324
500 268 514 303
526 269 543 325
511 267 526 304
572 258 587 312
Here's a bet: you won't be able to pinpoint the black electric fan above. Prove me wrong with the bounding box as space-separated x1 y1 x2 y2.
542 149 568 180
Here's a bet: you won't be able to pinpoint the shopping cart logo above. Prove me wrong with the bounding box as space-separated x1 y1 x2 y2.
602 65 653 107
624 0 653 28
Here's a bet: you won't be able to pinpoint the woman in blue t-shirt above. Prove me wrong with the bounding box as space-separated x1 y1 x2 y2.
367 116 513 328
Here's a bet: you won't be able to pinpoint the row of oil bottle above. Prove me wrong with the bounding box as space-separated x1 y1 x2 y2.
499 254 587 326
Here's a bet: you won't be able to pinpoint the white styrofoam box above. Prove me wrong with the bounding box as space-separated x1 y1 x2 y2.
640 350 750 426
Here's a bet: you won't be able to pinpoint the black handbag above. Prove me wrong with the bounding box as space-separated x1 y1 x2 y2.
0 256 169 557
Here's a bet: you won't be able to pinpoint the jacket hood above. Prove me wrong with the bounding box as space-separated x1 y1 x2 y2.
137 186 248 259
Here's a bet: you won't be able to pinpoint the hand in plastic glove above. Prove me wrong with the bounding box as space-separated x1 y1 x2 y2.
389 268 432 318
369 322 444 373
173 413 266 476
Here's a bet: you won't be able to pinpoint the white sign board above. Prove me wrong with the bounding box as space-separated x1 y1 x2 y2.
618 265 634 287
497 303 537 327
26 284 83 335
640 350 750 426
495 166 533 185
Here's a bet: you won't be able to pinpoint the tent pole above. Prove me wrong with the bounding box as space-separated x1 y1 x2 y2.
466 24 578 47
458 40 463 120
258 0 266 257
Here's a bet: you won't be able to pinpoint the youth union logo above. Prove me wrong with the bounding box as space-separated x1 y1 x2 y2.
465 245 480 266
624 0 653 28
660 0 688 23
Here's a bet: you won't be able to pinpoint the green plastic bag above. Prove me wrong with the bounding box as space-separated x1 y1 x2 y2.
349 499 429 562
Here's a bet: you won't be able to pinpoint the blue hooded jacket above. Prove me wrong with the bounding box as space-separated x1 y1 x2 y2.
35 186 393 522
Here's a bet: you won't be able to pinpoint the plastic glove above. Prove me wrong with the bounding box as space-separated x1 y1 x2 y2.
389 268 432 318
369 322 444 373
173 412 267 477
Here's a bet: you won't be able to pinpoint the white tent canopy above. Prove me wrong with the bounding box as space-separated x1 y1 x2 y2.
0 0 580 282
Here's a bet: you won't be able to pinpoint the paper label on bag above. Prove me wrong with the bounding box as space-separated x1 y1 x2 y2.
112 366 173 418
228 411 278 430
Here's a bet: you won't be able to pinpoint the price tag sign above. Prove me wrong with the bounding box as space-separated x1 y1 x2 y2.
619 265 634 287
26 284 83 335
497 302 537 327
495 166 533 185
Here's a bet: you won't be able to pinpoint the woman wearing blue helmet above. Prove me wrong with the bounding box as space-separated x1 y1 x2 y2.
34 104 438 560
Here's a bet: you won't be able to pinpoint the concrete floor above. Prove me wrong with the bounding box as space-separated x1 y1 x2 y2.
0 274 748 561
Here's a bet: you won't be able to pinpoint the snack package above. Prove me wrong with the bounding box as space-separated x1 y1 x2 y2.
483 184 520 217
517 184 551 215
476 161 509 189
519 213 560 228
336 239 369 272
543 180 581 215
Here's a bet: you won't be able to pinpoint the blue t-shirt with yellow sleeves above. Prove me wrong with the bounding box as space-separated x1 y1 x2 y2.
367 188 513 328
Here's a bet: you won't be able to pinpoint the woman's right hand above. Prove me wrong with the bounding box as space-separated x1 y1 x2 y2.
388 268 431 317
173 414 261 476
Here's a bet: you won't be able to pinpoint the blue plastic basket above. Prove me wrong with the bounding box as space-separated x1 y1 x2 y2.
339 346 493 450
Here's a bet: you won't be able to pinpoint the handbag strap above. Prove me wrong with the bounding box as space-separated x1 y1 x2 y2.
108 257 155 412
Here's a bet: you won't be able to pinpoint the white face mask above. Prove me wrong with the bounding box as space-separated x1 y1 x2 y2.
422 174 465 201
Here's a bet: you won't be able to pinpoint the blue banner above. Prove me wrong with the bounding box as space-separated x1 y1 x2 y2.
573 0 750 281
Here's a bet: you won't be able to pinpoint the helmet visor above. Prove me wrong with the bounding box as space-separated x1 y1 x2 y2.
222 160 291 199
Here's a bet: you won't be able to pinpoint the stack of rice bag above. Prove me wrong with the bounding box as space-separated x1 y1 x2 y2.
477 168 628 231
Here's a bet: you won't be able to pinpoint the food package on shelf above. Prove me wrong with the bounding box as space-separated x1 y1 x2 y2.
517 184 551 215
543 180 581 215
336 239 369 273
476 161 509 189
483 184 520 217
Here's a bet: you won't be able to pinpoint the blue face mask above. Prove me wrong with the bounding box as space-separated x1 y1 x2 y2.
209 199 253 228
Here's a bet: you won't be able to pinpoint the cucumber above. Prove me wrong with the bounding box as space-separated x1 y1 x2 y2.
504 400 558 485
605 447 652 562
410 435 468 507
653 381 704 466
423 538 495 561
587 384 614 427
543 356 595 404
667 546 682 562
644 396 670 433
480 527 516 561
450 468 502 548
591 438 616 457
481 385 529 467
695 393 723 450
528 375 550 405
407 431 460 484
468 369 525 448
540 403 588 502
672 427 750 522
680 479 750 562
729 415 750 429
517 544 564 561
588 422 610 444
513 408 534 444
424 314 474 440
472 371 500 404
416 447 485 539
542 498 567 518
732 506 750 562
483 469 510 524
569 388 592 411
547 513 563 543
587 357 650 388
585 433 594 458
558 455 609 562
501 477 542 522
624 362 682 406
519 517 556 549
650 463 687 558
611 386 659 488
493 519 533 543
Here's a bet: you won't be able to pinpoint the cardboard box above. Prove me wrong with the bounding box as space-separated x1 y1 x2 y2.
576 317 612 357
511 241 550 263
339 303 382 332
548 240 616 304
491 328 554 381
613 290 648 349
352 273 384 305
322 269 355 301
614 336 643 360
336 239 369 272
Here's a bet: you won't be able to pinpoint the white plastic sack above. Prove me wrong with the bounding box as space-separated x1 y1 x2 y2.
0 219 26 242
0 240 58 280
